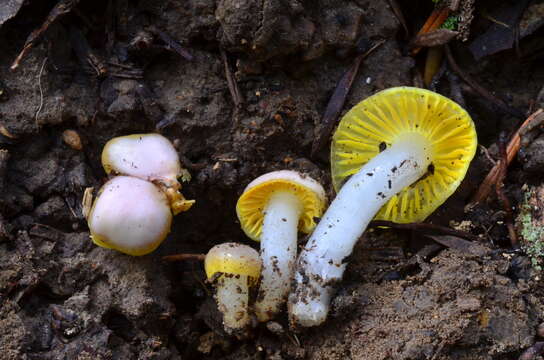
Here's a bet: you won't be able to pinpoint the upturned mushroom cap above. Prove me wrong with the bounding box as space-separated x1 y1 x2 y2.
236 170 326 241
205 243 262 282
331 87 477 223
88 176 172 256
102 133 181 182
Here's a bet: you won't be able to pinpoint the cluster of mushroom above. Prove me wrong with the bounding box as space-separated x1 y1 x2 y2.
84 87 477 334
84 134 194 256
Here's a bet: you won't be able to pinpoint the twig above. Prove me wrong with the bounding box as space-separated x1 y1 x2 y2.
479 144 497 166
150 27 193 61
445 45 525 119
471 109 544 203
369 220 480 242
69 26 107 77
495 132 518 247
11 0 80 70
35 57 48 126
411 7 450 56
220 49 243 108
162 253 205 262
446 69 465 108
387 0 409 38
311 40 385 157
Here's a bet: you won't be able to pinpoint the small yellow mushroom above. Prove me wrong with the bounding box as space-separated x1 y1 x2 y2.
205 243 261 334
236 170 326 322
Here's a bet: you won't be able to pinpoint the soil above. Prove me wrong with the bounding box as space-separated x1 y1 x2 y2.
0 0 543 359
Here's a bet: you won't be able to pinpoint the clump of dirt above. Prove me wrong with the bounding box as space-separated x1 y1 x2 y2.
1 0 544 359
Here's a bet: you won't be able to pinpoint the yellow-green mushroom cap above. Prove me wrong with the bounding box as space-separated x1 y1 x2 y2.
205 243 262 282
331 87 477 223
236 170 326 242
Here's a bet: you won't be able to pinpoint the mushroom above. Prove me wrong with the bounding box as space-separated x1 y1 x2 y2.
85 133 194 255
289 87 478 327
87 176 172 256
102 133 194 214
205 242 262 334
236 170 326 322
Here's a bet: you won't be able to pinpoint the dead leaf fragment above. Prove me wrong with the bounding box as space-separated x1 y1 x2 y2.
412 29 459 48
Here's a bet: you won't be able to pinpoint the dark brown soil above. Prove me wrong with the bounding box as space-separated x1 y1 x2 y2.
1 0 544 359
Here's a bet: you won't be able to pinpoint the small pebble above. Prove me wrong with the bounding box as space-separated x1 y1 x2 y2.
62 130 83 150
266 321 285 335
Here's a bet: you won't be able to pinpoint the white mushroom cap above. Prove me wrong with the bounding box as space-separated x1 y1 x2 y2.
88 176 172 256
102 134 181 182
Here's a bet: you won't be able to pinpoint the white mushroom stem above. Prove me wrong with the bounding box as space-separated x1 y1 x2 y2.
289 135 431 327
255 191 302 322
216 275 250 332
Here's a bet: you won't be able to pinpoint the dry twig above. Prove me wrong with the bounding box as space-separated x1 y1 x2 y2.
311 40 385 157
495 133 518 246
150 27 193 61
163 253 205 262
220 49 243 109
411 7 450 55
11 0 80 70
369 220 480 242
445 44 524 119
471 109 544 203
387 0 409 38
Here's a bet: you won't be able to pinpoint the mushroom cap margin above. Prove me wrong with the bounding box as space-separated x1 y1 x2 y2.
205 243 262 282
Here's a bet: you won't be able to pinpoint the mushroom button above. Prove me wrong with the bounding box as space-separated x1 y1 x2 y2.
289 87 478 327
205 243 262 334
236 170 326 322
86 133 194 256
87 176 172 256
102 133 194 214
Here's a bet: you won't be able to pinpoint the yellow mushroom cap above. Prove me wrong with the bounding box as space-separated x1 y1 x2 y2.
236 170 326 241
331 87 477 223
205 243 262 281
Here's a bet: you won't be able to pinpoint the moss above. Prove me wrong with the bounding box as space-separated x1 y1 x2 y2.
441 16 459 30
517 190 544 271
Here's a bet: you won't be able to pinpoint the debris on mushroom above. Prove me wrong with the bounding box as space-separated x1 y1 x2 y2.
289 87 478 327
85 133 194 255
205 242 262 334
237 170 326 322
87 176 172 256
102 133 194 214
